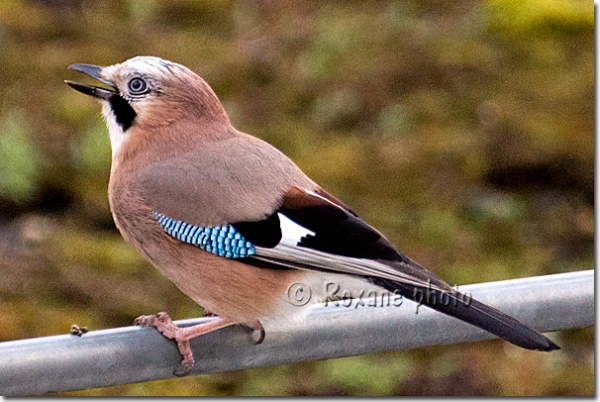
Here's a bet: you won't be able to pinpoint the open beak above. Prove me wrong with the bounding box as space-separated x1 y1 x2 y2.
65 64 118 100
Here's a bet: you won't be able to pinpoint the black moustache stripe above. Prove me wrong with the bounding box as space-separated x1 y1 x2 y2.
109 95 137 131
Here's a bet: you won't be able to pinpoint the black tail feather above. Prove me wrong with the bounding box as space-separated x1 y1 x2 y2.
371 278 560 352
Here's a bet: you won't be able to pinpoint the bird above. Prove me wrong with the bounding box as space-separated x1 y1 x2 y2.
65 56 559 373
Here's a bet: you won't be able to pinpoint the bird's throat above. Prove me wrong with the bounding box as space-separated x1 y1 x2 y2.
102 101 131 158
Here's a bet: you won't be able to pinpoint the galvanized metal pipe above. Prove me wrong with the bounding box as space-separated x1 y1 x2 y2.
0 269 593 396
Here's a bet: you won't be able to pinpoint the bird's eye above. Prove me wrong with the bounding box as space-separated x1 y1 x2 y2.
128 77 148 94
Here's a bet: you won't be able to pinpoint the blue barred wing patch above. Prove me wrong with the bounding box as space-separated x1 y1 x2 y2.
152 211 256 259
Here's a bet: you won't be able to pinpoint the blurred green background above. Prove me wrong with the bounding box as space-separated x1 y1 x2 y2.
0 0 593 396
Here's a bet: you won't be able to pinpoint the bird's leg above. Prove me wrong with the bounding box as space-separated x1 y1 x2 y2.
202 312 264 343
134 312 234 376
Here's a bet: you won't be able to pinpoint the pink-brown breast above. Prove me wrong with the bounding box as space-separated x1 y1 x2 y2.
108 165 304 324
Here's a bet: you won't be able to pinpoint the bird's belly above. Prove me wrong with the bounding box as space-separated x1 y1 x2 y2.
260 270 387 326
136 232 384 327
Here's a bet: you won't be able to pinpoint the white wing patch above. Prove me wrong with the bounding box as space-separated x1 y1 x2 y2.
277 212 315 246
252 213 447 291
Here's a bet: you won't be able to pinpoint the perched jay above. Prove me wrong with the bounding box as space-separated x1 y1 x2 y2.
66 56 559 372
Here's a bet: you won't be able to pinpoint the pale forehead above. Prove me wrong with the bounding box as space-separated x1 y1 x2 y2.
102 56 191 80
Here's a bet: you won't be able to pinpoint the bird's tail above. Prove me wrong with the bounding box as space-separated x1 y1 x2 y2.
371 277 560 351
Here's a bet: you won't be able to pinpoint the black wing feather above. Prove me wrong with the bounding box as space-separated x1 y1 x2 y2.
233 212 281 248
230 187 559 352
279 204 402 261
372 277 559 351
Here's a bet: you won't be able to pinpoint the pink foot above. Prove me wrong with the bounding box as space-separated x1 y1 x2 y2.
134 312 236 377
134 312 194 376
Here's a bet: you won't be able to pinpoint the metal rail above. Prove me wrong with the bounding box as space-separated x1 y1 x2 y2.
0 269 593 396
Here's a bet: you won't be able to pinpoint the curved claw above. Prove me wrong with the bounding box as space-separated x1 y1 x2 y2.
247 320 265 344
173 362 193 377
202 310 218 317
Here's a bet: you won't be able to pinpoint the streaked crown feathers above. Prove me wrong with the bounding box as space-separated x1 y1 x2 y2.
100 56 226 123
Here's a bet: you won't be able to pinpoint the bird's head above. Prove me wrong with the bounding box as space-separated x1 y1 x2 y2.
66 56 230 157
